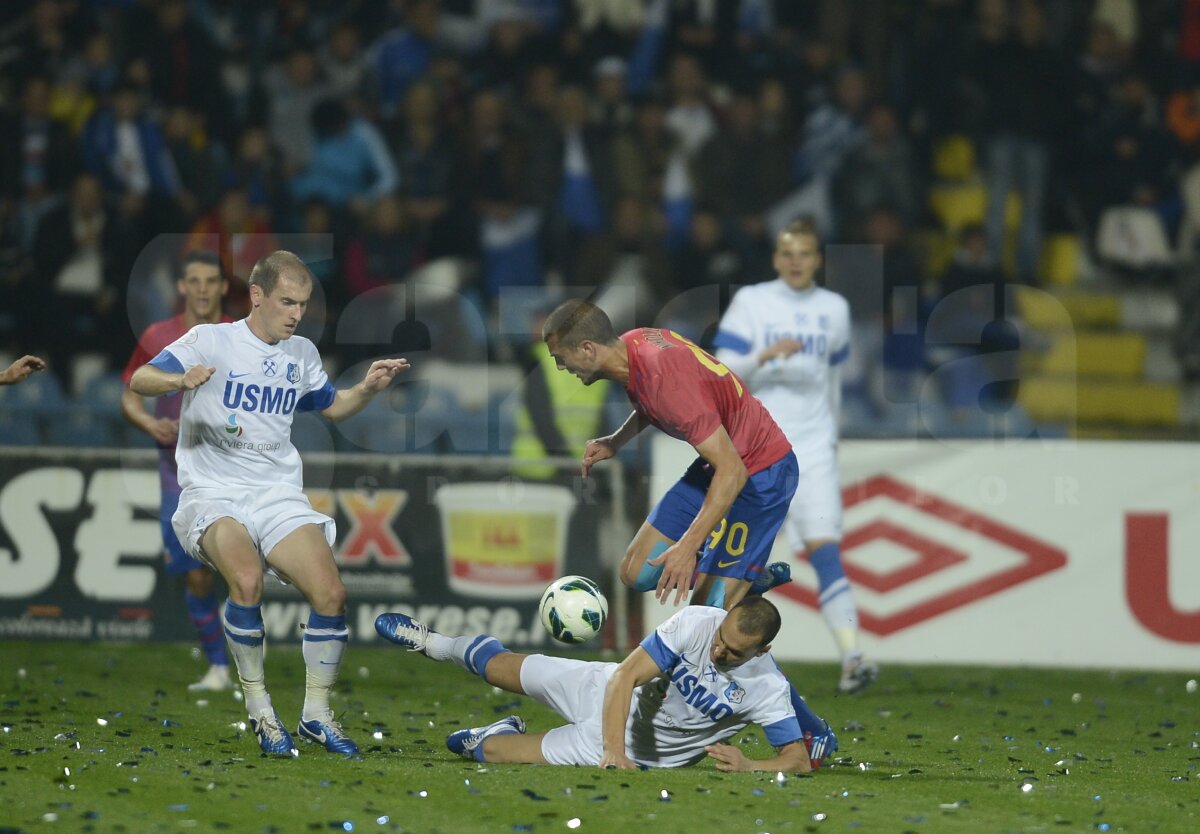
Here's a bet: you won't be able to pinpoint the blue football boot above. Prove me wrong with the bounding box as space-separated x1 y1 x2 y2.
749 561 792 596
374 612 429 653
297 714 360 755
446 715 526 761
250 710 297 757
804 719 839 770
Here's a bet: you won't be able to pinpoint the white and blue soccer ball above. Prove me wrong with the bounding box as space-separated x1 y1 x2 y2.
539 575 608 644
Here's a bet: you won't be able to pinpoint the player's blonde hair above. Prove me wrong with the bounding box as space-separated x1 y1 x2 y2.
777 218 822 249
248 251 314 297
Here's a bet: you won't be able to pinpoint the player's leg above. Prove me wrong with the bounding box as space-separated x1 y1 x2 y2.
265 522 358 754
621 463 708 593
374 611 530 692
162 485 231 690
197 515 295 754
793 454 875 693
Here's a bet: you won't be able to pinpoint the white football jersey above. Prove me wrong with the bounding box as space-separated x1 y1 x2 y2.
150 320 334 491
630 606 800 768
714 280 849 455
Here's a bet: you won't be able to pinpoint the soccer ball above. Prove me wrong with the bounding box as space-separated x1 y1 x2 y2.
539 575 608 644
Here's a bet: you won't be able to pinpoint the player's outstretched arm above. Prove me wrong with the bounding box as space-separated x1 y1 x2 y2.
130 364 215 397
704 739 812 773
321 357 410 422
0 355 47 385
598 646 661 770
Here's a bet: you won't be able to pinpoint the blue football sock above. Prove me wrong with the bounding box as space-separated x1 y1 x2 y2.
630 542 669 592
185 590 228 666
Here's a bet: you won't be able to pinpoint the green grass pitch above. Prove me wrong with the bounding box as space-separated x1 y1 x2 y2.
2 641 1196 833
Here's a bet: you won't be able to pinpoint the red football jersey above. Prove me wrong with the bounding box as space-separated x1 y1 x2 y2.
621 328 792 475
123 315 232 424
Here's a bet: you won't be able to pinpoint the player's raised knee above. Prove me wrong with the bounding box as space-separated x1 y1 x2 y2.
227 569 263 605
309 580 347 615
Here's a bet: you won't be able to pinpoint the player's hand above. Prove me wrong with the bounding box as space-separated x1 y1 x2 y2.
1 354 46 384
148 418 179 445
648 541 695 606
760 338 803 364
705 743 753 772
180 365 215 390
361 358 410 393
581 437 617 478
599 749 638 770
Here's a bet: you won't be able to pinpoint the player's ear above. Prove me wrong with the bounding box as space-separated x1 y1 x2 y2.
220 278 229 297
176 277 186 297
757 643 771 657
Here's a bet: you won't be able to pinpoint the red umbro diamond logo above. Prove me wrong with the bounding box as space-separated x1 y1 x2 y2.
775 475 1068 636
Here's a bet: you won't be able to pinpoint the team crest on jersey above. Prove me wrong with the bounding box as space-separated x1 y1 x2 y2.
723 681 745 704
286 362 300 384
262 358 277 376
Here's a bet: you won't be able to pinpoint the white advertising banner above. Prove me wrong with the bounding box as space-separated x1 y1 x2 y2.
645 437 1200 670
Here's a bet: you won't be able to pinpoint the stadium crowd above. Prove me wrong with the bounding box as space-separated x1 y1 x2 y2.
1 0 1197 443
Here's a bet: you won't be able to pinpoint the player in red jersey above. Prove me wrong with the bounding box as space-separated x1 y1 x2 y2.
122 251 233 691
542 299 798 610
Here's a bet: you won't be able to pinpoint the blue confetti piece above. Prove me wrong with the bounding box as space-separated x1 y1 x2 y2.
168 805 188 812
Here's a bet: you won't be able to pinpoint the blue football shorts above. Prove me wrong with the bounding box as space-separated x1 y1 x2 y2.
646 451 798 584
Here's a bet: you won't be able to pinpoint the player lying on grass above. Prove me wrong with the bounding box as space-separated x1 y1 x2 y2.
375 596 836 771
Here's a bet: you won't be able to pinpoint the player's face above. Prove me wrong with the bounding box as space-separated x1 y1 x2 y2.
710 617 768 671
178 263 226 321
774 232 822 291
252 272 311 343
546 334 601 384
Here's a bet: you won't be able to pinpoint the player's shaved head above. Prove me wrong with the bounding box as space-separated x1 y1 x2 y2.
730 596 782 646
542 300 618 349
248 250 314 297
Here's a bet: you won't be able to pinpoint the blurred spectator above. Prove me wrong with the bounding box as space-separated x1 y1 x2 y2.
60 31 120 99
392 81 463 259
831 102 922 235
162 106 228 222
321 21 369 97
692 90 792 277
31 172 134 371
290 98 398 213
588 56 632 135
224 126 287 222
371 0 439 118
342 195 421 299
577 194 673 332
665 0 740 83
663 52 716 158
0 75 78 247
926 223 1021 413
128 0 225 129
81 82 183 237
611 98 674 202
968 0 1066 281
460 88 540 298
777 64 870 236
185 187 277 316
264 47 333 172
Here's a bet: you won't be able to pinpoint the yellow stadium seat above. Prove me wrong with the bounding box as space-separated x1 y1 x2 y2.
933 135 977 181
929 181 986 232
1039 234 1081 287
1018 377 1179 426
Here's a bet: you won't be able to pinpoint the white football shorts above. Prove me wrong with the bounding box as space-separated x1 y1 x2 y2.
519 654 621 766
783 446 843 546
172 484 336 570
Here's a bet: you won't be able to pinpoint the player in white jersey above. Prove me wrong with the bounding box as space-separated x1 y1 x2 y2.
713 219 877 694
374 597 836 771
130 251 409 756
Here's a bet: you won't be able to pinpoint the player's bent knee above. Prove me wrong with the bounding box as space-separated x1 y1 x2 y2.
227 571 263 605
307 580 347 615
